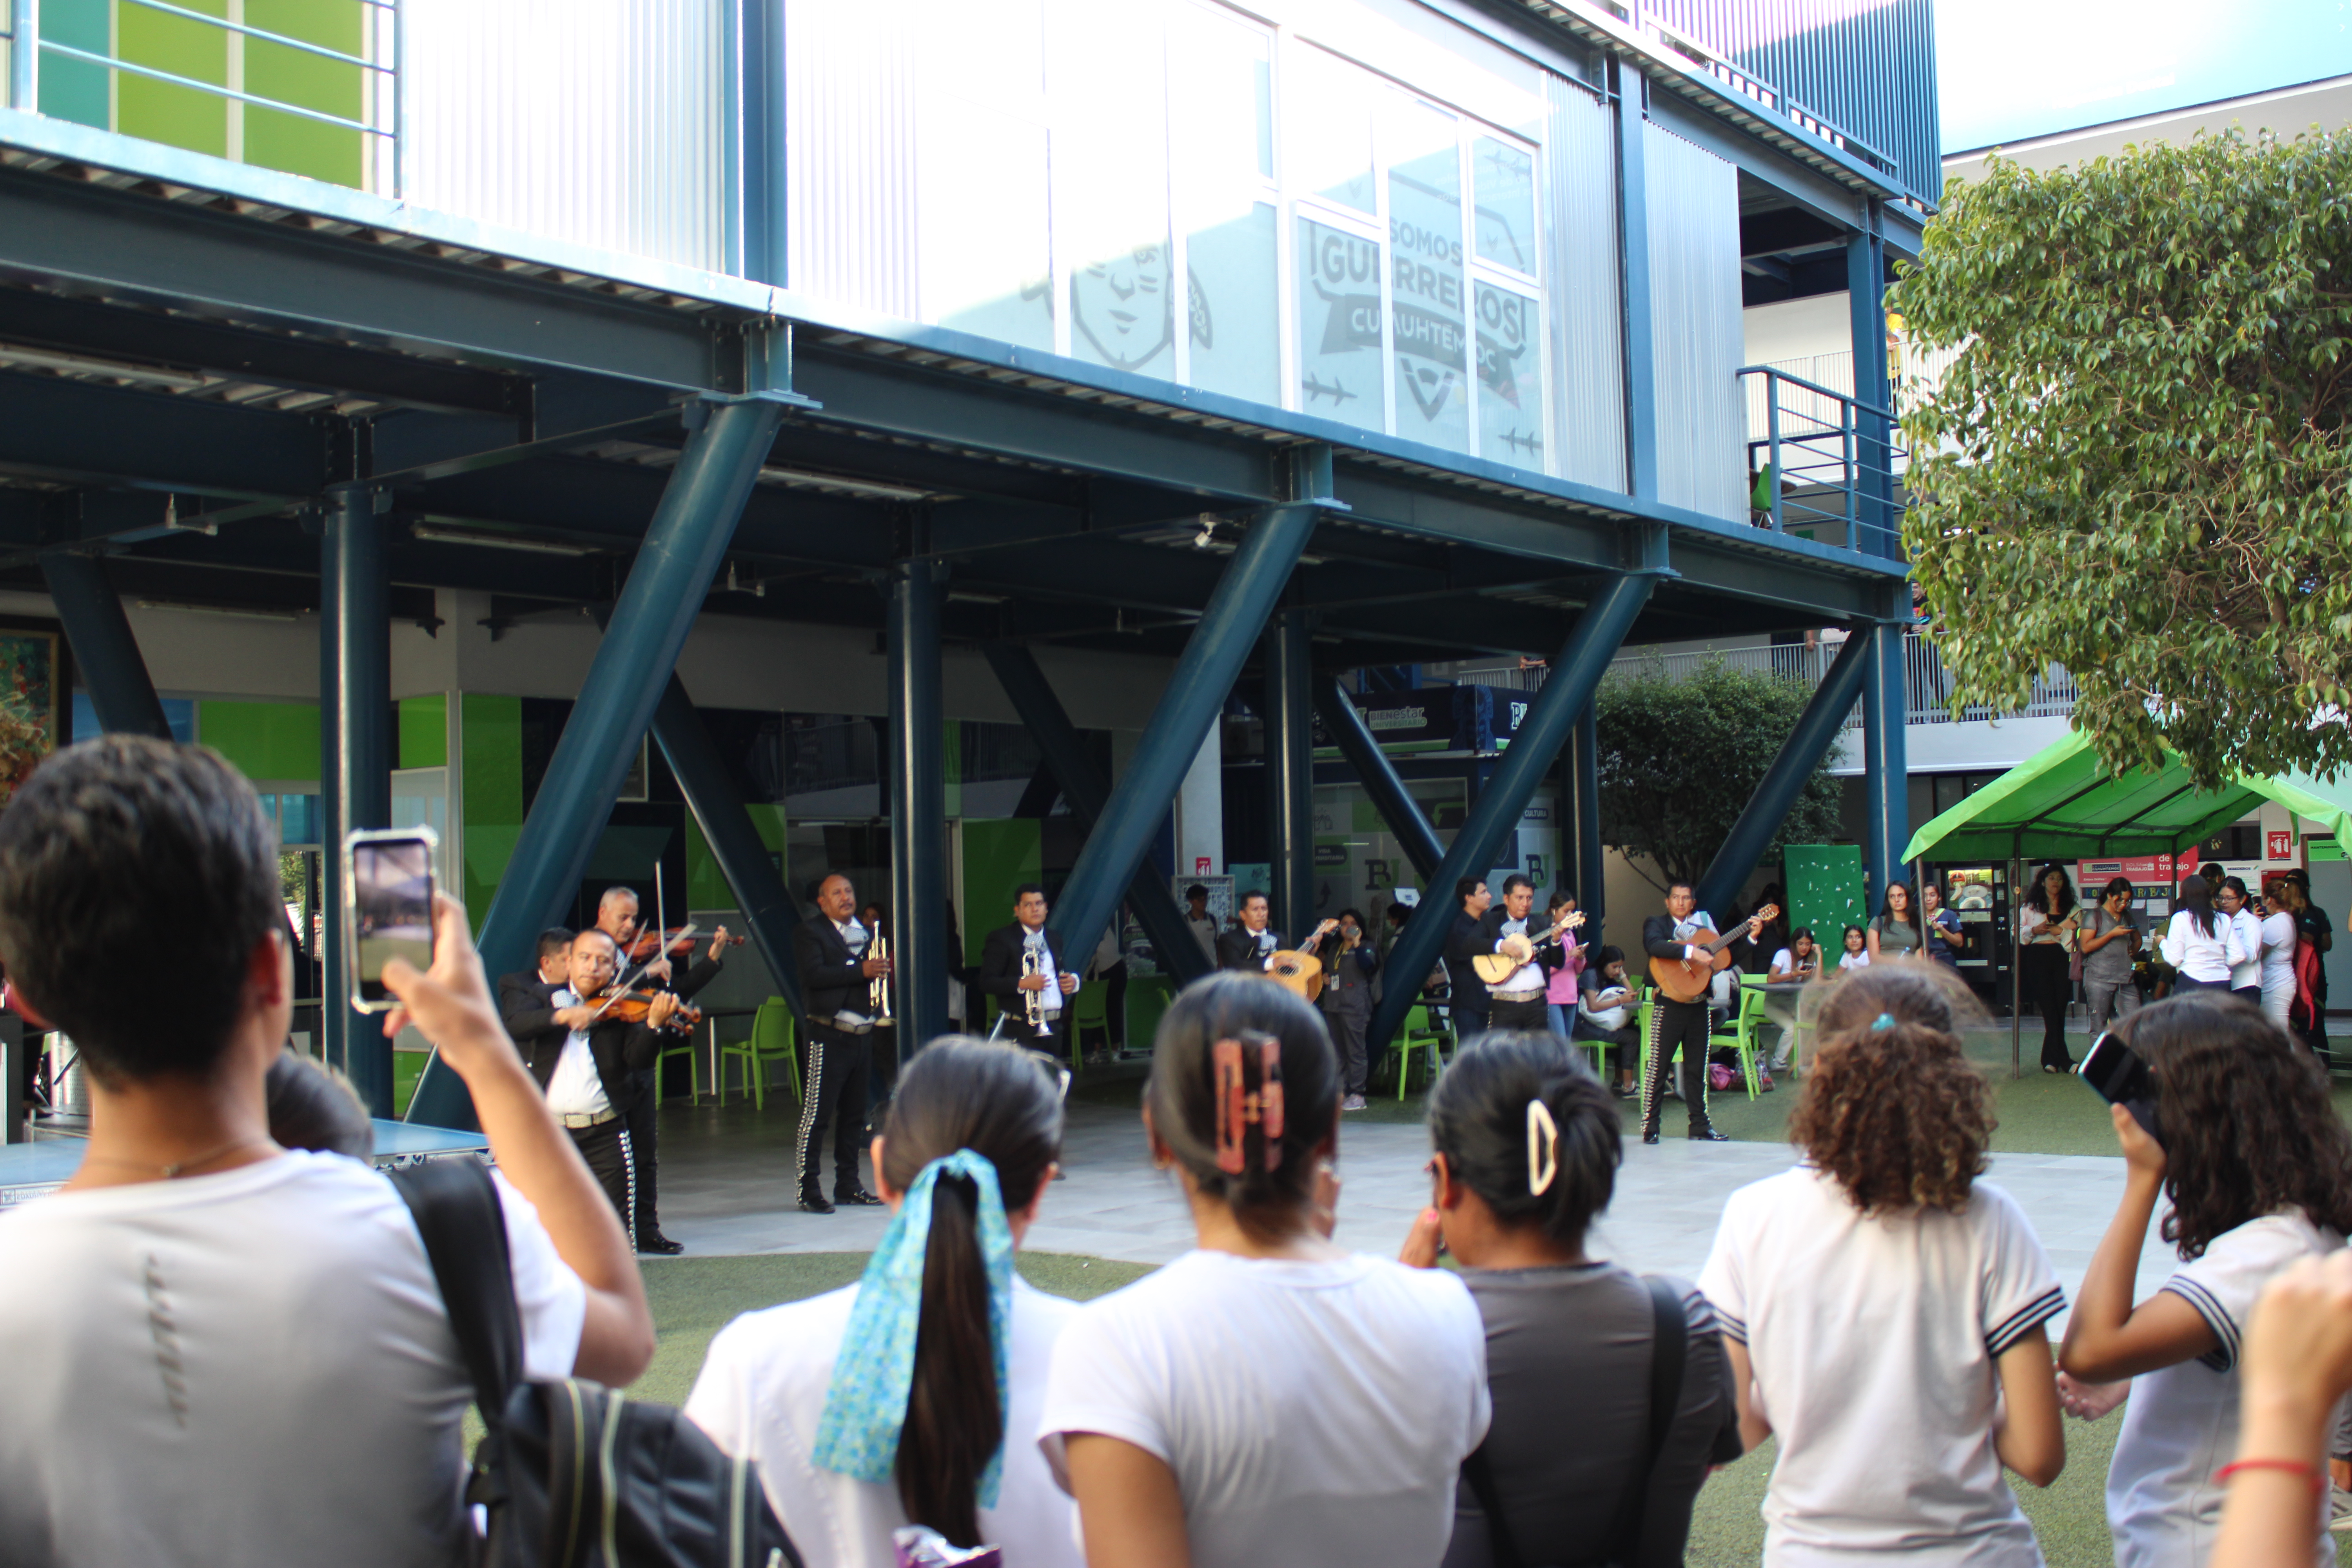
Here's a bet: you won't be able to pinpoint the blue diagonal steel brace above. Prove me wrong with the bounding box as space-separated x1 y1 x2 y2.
41 551 171 739
981 643 1212 985
1367 572 1657 1054
406 395 786 1129
1692 629 1874 915
647 671 806 1025
1048 465 1329 964
1311 673 1443 882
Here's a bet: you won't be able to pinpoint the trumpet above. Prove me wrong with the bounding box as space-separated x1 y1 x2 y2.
869 931 892 1021
1021 944 1046 1034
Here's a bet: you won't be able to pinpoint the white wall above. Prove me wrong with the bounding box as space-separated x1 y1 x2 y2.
1944 74 2352 183
1743 293 1852 366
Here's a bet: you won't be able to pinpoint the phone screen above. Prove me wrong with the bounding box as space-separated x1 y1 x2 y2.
352 836 434 1004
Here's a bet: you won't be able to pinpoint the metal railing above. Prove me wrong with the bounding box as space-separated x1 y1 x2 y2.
1739 363 1905 556
1588 634 2078 730
7 0 402 196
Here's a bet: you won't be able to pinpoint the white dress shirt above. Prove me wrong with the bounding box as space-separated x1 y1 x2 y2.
542 986 610 1118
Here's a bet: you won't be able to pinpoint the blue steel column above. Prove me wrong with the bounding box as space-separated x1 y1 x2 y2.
40 552 170 738
1571 700 1604 957
1693 630 1875 914
1367 573 1656 1054
1265 605 1315 939
1049 451 1330 965
1613 57 1659 502
319 483 392 1114
981 644 1210 984
887 558 947 1052
1848 215 1894 558
406 396 786 1129
1312 673 1443 883
648 673 806 1023
1860 620 1909 915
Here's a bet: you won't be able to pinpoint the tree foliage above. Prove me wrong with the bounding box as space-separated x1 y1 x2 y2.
1891 129 2352 789
1594 658 1843 891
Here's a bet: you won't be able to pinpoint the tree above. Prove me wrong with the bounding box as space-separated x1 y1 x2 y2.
1594 657 1843 891
1891 129 2352 789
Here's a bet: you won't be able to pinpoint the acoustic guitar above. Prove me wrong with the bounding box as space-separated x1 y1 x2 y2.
1648 904 1777 1005
1471 910 1587 985
1266 920 1341 1004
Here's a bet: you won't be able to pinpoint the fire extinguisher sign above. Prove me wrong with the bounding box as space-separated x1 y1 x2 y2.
2268 830 2294 861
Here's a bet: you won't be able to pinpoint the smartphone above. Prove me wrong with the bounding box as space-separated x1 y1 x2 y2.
2077 1029 2164 1147
346 826 437 1013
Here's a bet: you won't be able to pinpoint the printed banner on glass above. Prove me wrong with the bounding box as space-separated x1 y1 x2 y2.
1294 216 1385 431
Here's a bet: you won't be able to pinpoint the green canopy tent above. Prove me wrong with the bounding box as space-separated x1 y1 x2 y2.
1901 730 2352 1073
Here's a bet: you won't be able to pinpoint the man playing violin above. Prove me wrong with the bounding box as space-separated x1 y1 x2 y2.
593 886 730 1256
500 926 678 1240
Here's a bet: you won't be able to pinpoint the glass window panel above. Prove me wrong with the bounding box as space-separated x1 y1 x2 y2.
1475 280 1544 469
920 100 1054 352
1294 216 1385 432
1472 135 1537 274
1171 5 1270 201
1187 202 1280 405
1056 2 1175 378
281 793 321 846
927 0 1045 98
1386 99 1468 455
1290 49 1376 215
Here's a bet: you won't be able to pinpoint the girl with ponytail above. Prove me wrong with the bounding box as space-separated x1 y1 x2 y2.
685 1037 1079 1568
1400 1031 1735 1568
1040 971 1489 1568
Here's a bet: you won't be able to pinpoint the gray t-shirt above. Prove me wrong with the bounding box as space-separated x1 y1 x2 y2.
2082 906 2143 985
1448 1263 1731 1568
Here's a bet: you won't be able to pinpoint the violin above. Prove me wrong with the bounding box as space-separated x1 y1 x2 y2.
626 924 745 963
587 983 702 1036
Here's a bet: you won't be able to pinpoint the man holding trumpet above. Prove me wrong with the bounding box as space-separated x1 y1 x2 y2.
980 884 1081 1066
1470 873 1584 1034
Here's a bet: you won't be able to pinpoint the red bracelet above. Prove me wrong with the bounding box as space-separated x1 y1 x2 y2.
2214 1458 2326 1498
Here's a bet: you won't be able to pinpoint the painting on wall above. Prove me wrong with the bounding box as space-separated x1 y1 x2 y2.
0 619 68 806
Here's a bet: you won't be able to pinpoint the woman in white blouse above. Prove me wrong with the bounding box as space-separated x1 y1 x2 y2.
2158 875 2241 992
2215 877 2266 1004
2258 884 2300 1030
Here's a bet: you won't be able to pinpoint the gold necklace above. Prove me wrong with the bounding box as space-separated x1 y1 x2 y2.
82 1136 266 1180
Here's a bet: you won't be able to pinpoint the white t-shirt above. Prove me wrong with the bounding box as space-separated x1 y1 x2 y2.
1771 948 1821 980
0 1151 585 1568
2161 910 2236 984
686 1276 1083 1568
1699 1165 2065 1567
1038 1249 1490 1568
2107 1210 2345 1568
2260 911 2300 993
1837 949 1871 971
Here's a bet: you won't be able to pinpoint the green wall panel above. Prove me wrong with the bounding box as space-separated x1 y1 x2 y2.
38 0 111 128
117 0 228 159
398 694 447 770
961 819 1041 968
460 695 523 936
684 802 787 911
198 699 319 782
243 0 364 187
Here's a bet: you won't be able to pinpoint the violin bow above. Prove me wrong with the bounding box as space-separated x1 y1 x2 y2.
592 923 698 1021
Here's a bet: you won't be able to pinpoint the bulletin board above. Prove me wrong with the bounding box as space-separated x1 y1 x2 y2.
1784 844 1867 948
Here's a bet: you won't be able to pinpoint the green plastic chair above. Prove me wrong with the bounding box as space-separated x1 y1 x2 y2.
719 997 798 1109
655 1034 697 1102
1395 1005 1452 1100
1708 985 1771 1100
1067 982 1110 1067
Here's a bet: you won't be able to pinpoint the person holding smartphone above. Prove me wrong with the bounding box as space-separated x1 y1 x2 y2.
2018 863 2083 1073
2078 877 2145 1038
1762 929 1824 1080
2058 994 2352 1568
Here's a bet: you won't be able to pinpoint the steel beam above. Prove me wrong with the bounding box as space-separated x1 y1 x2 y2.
646 672 807 1024
1693 630 1873 915
1312 673 1443 883
1848 220 1896 559
1572 701 1604 957
319 484 393 1114
1367 572 1656 1054
1265 606 1315 940
1048 456 1329 964
1860 620 1909 916
887 558 948 1052
1614 59 1660 503
40 551 170 738
980 644 1212 985
0 372 322 499
405 395 786 1128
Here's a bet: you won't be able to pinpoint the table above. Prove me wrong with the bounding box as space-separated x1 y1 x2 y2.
1754 980 1825 1072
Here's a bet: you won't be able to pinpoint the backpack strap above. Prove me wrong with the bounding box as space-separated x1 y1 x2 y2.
388 1157 525 1427
1601 1276 1690 1567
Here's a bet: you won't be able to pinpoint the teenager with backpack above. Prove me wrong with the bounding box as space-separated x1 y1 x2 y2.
0 736 655 1567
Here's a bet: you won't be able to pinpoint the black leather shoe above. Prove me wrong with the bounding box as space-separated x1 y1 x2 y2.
636 1231 685 1256
1641 1128 1661 1146
1689 1127 1732 1142
835 1189 885 1207
798 1191 835 1214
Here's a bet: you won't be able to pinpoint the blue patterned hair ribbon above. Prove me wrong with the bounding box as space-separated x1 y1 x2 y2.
813 1150 1015 1506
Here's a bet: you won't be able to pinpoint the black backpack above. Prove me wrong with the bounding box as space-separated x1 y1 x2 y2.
388 1160 804 1568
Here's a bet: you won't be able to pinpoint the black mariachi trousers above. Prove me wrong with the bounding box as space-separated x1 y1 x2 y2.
795 1022 872 1198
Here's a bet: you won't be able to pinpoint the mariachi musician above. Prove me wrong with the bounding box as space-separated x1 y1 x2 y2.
1215 891 1285 972
791 872 890 1215
1638 881 1759 1147
980 884 1080 1063
1468 873 1574 1034
592 884 729 1256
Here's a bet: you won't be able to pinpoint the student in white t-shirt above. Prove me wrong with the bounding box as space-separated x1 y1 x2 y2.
687 1037 1081 1568
1038 972 1491 1568
2056 993 2352 1568
0 736 655 1568
1699 964 2067 1566
1836 923 1871 971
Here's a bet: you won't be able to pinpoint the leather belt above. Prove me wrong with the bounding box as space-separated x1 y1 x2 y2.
1490 989 1546 1002
556 1108 620 1130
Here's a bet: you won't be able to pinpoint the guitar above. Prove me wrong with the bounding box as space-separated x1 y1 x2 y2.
1648 904 1778 1005
1472 910 1588 985
1266 920 1341 1004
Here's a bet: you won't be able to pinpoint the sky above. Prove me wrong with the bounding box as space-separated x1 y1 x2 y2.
1935 0 2352 152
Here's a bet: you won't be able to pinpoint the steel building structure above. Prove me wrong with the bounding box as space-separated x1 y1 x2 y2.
0 0 1929 1126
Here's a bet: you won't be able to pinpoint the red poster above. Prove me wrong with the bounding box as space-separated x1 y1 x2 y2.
2076 854 2177 886
2268 830 2294 861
